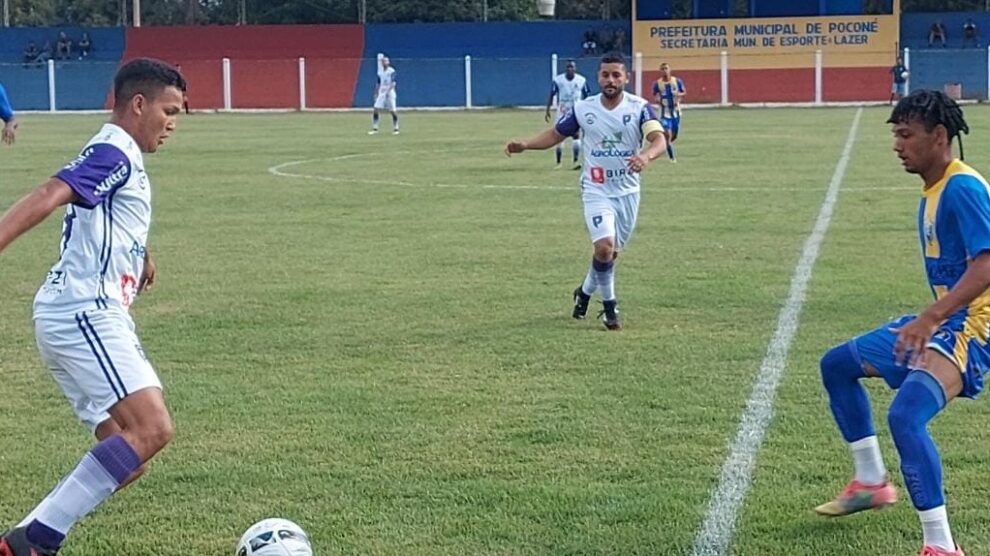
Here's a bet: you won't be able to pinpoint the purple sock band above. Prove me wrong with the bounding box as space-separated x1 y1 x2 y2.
26 521 65 550
90 435 141 484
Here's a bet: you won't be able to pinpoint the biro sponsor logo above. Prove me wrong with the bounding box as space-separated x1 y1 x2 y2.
94 162 130 195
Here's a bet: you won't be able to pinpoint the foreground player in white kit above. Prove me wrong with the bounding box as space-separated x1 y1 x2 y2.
505 53 667 330
0 58 185 556
370 55 399 135
544 59 590 169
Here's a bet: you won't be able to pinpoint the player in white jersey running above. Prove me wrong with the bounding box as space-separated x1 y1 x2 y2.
0 58 185 556
544 59 590 169
505 53 667 330
370 55 399 135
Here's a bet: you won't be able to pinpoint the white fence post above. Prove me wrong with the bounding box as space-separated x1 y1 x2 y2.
814 49 823 105
47 59 56 112
634 51 643 97
720 50 729 106
904 47 910 94
298 57 306 110
222 57 232 111
465 55 473 109
551 53 558 79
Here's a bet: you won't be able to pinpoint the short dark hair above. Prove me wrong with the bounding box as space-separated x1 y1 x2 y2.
600 52 626 67
887 89 969 157
113 58 186 108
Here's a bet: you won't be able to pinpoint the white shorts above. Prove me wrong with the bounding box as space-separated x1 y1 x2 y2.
34 308 162 432
583 191 640 248
374 90 397 111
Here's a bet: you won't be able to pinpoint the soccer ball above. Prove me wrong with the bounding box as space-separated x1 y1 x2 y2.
235 518 312 556
901 70 910 79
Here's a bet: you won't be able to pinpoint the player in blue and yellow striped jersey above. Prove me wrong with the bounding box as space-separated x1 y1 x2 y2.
815 90 989 556
651 63 684 162
0 81 18 145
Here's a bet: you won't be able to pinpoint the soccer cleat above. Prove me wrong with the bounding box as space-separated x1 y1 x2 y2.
367 130 378 135
572 287 591 320
393 129 400 135
572 163 582 170
919 545 964 556
598 300 621 330
813 479 897 517
0 528 59 556
669 158 677 164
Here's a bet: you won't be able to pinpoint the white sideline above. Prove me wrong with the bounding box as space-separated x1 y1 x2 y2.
689 107 863 556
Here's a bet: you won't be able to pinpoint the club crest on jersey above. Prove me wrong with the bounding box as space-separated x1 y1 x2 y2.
924 221 936 247
585 113 597 125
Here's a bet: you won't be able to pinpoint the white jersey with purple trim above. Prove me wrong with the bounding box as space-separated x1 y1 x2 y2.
555 93 662 198
551 73 590 116
33 123 150 317
377 67 396 93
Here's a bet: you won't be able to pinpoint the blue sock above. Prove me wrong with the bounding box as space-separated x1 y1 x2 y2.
821 342 875 442
555 146 562 164
572 140 580 162
888 371 947 511
372 113 379 129
391 113 399 130
666 143 676 160
592 257 615 301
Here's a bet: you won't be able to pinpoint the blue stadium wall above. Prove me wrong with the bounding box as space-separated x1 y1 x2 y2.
902 12 990 99
0 27 124 110
353 21 629 107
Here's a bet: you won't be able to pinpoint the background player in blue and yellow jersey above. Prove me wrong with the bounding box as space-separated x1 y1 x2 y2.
652 62 684 162
815 90 989 556
0 80 18 145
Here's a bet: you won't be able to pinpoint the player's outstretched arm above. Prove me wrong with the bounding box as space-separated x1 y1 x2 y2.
627 130 667 173
505 128 565 156
0 178 76 254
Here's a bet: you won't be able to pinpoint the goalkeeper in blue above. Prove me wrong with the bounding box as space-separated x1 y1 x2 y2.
815 90 988 556
0 81 18 145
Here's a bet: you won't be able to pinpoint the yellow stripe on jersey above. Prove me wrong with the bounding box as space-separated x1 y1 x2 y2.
641 120 663 139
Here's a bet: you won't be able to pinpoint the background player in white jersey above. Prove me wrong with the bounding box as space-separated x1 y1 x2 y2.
544 59 590 169
505 53 667 330
370 55 399 135
0 58 185 556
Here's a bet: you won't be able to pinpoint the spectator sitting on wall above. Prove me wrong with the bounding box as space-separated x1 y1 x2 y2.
78 32 92 59
929 19 947 47
612 28 627 54
963 18 979 48
56 31 72 60
22 41 40 68
599 27 614 53
582 27 598 56
40 41 54 63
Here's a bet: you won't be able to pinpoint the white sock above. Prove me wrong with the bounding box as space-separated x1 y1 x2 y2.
919 506 955 551
17 479 66 527
32 453 121 536
850 436 886 486
581 267 596 297
595 264 615 301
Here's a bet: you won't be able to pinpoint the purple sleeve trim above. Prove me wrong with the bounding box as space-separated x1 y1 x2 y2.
54 143 131 209
555 110 580 136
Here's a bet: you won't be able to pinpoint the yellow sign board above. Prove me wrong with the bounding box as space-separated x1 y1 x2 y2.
633 15 899 70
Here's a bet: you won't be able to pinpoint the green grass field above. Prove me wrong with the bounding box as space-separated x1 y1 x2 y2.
1 106 990 555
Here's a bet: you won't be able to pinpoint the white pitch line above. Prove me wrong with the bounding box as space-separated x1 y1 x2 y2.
268 155 905 193
689 107 863 556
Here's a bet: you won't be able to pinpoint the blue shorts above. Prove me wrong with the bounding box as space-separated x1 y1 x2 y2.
891 82 907 96
851 314 990 399
661 116 680 135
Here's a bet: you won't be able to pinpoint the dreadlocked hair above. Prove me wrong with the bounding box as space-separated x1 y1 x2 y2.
887 89 970 159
